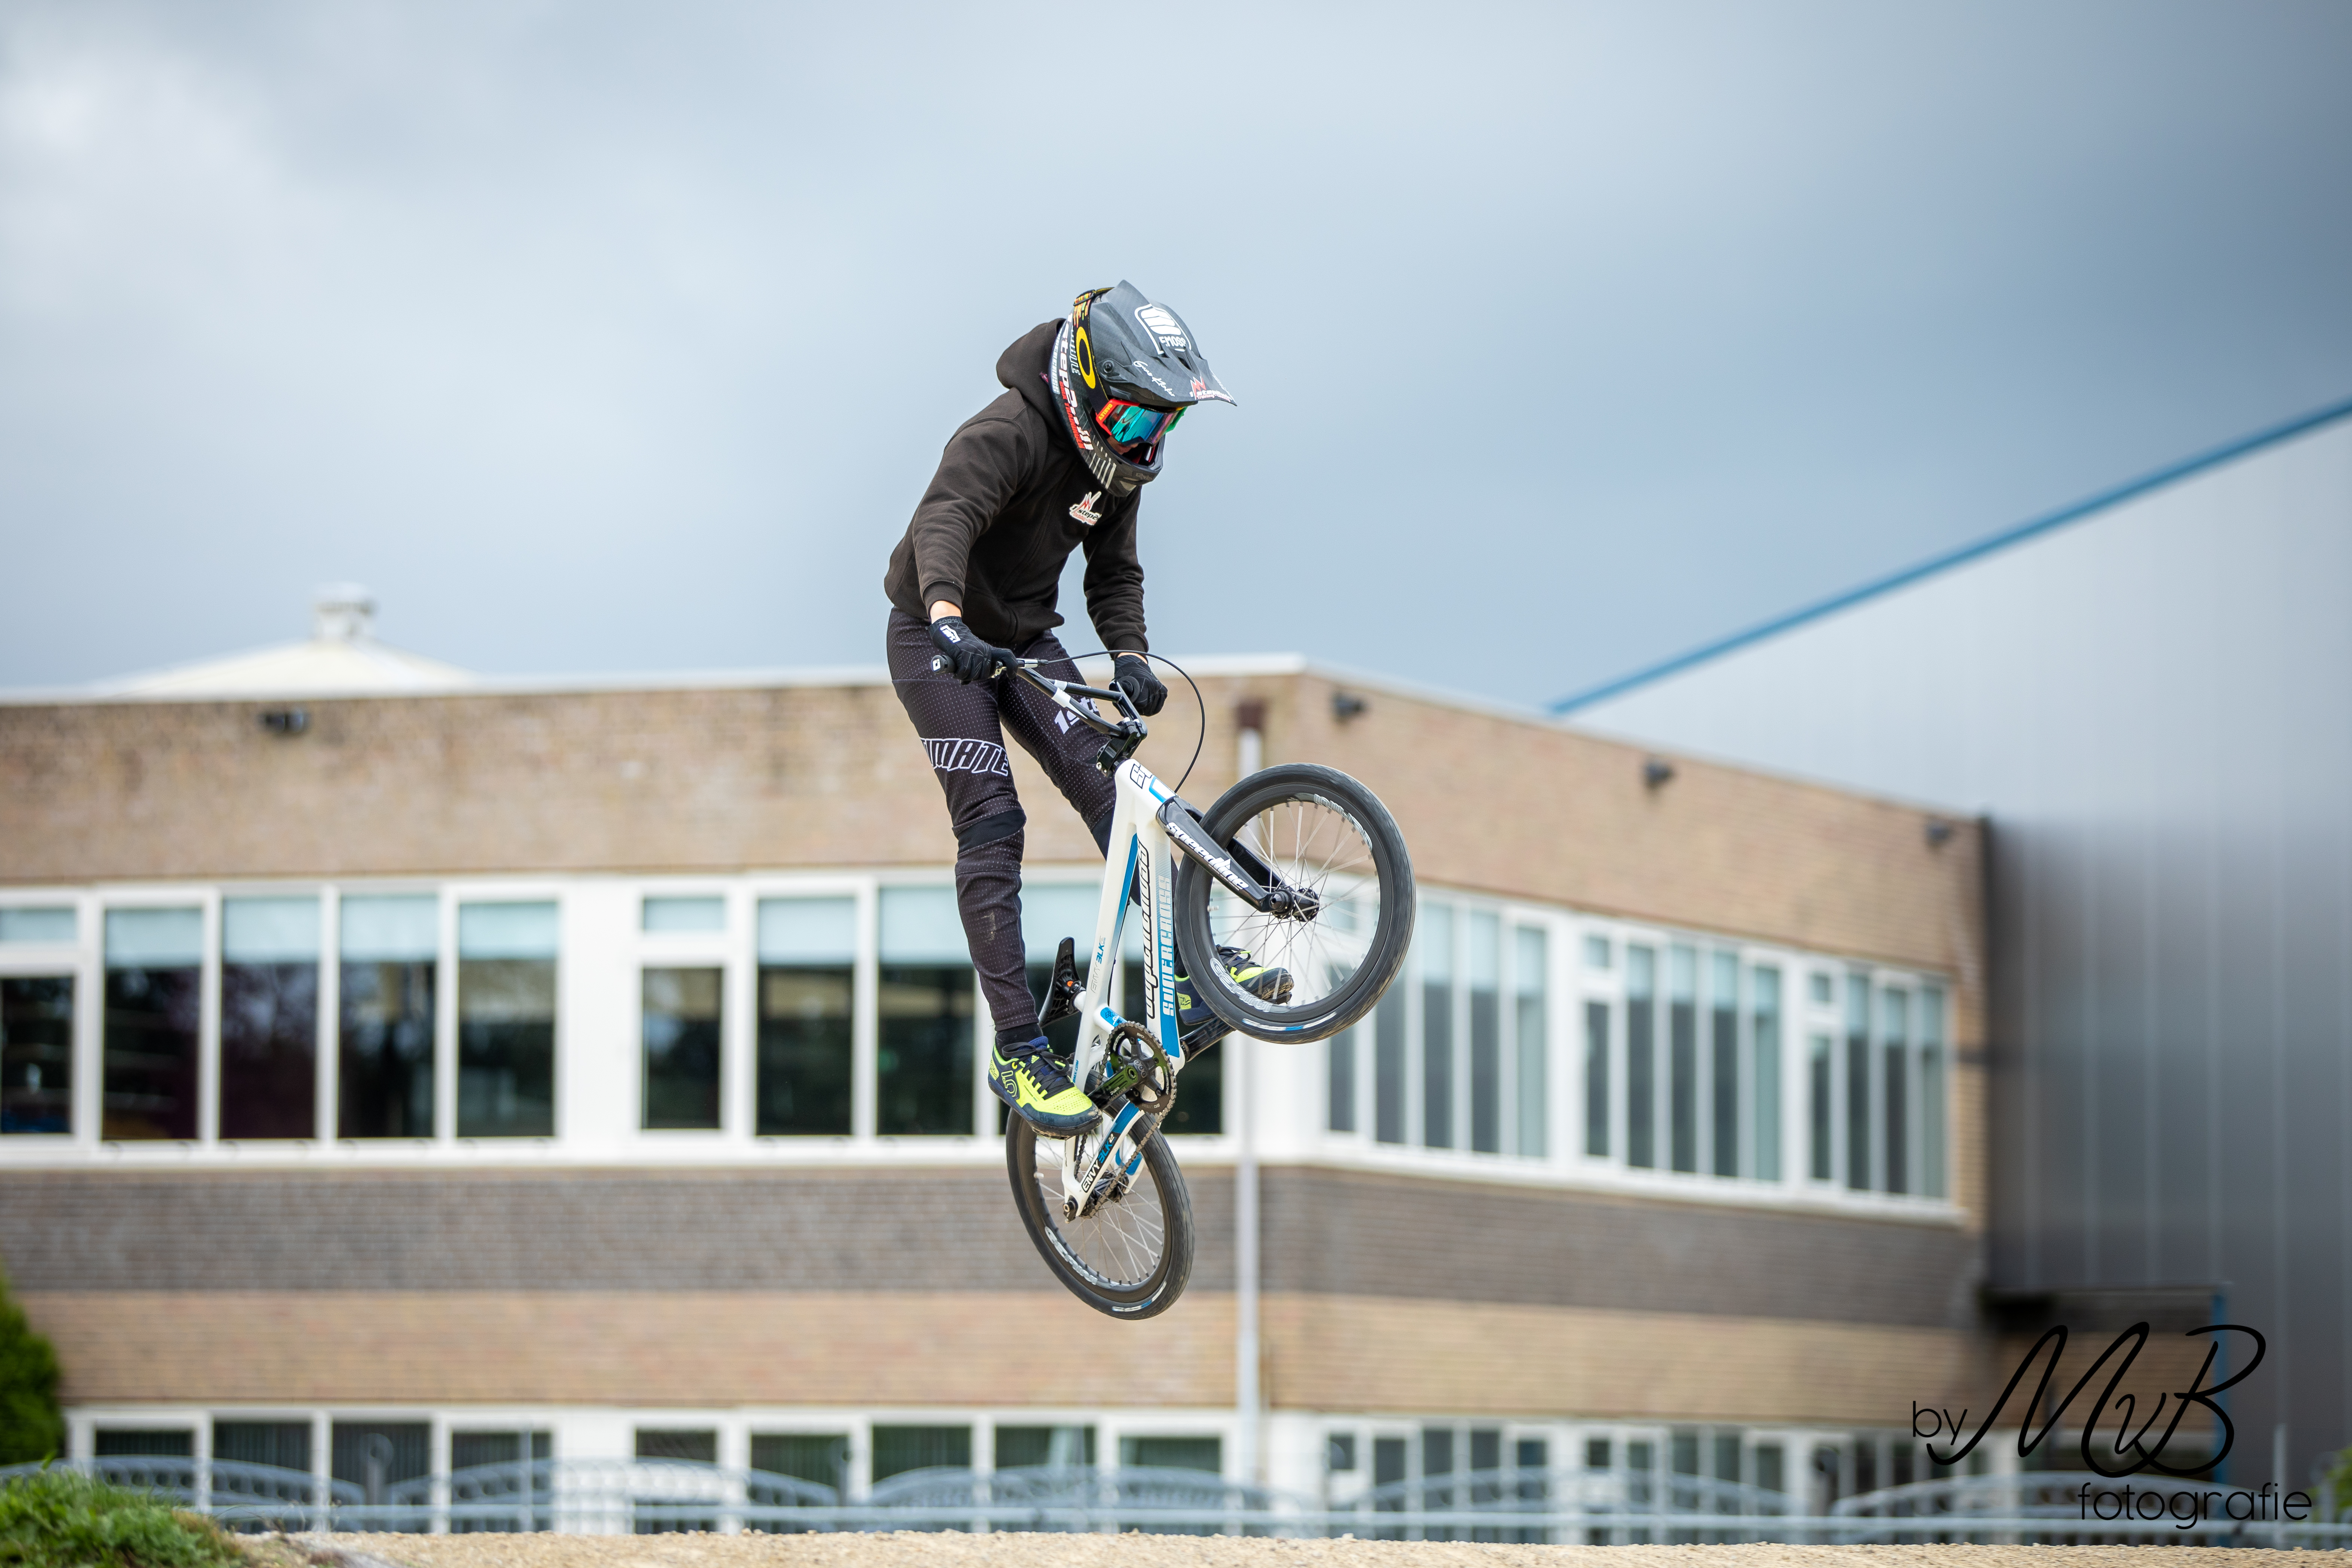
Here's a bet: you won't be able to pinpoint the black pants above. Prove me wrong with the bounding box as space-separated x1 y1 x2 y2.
886 609 1116 1047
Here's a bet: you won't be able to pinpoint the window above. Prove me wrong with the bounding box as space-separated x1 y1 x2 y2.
1327 1015 1358 1133
750 1433 848 1494
94 1429 192 1457
1809 1031 1834 1181
1882 987 1909 1194
457 902 557 1138
1 977 73 1134
1420 904 1453 1149
1021 884 1097 1061
1920 986 1947 1198
1583 934 1610 970
340 895 437 1139
643 897 724 933
1514 926 1546 1157
1752 965 1781 1181
1845 974 1871 1190
1668 945 1697 1173
333 1421 430 1528
1126 961 1221 1134
642 968 721 1130
871 1424 969 1481
876 888 971 1136
0 908 74 943
1374 984 1406 1144
103 908 202 1141
1583 998 1609 1157
994 1425 1094 1468
449 1431 551 1532
219 897 319 1140
634 1429 717 1461
1625 946 1655 1168
1327 1434 1357 1472
1120 1435 1220 1473
757 897 855 1136
216 1420 310 1472
1468 912 1501 1154
1709 952 1738 1177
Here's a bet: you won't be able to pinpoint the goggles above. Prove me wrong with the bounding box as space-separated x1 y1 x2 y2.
1095 398 1184 450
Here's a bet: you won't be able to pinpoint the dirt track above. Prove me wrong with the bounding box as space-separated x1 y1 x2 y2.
241 1539 2317 1568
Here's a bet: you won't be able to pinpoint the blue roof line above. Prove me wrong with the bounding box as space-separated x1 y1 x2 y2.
1547 391 2352 716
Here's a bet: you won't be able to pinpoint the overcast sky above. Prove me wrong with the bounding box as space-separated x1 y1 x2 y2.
3 0 2347 709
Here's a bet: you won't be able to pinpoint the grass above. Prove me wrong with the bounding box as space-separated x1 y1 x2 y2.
0 1467 243 1568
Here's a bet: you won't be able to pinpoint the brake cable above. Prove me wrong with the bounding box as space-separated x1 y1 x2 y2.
1061 649 1208 798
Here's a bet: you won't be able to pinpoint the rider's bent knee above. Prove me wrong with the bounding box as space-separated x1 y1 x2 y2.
958 805 1027 852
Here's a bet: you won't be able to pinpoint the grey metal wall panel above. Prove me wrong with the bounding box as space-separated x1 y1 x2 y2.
1573 412 2352 1481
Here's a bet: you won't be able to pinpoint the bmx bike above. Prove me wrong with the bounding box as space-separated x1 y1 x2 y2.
938 653 1415 1319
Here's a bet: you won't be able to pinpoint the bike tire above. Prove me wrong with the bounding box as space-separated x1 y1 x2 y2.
1174 762 1415 1043
1005 1115 1195 1320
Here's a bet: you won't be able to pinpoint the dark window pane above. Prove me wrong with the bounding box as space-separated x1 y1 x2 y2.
1326 1434 1357 1472
2 976 73 1134
1328 1024 1357 1133
1757 1444 1784 1494
877 965 972 1135
103 967 199 1141
1714 1434 1742 1482
339 961 436 1139
1422 926 1454 1151
449 1431 551 1532
1883 989 1910 1195
1583 1000 1609 1157
95 1429 192 1457
1514 928 1547 1159
332 1422 430 1517
216 1421 310 1472
758 966 853 1135
1809 1033 1833 1180
1846 976 1872 1190
1668 945 1697 1173
1373 985 1406 1144
641 967 721 1130
752 1434 848 1490
1753 966 1782 1181
635 1429 717 1462
872 1424 970 1481
451 1431 550 1470
1469 989 1500 1155
458 958 555 1138
994 1425 1094 1469
220 963 317 1140
1120 1435 1219 1473
1626 946 1655 1168
1711 955 1739 1178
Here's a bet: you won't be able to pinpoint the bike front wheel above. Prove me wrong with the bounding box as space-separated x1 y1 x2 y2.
1174 762 1415 1043
1006 1115 1195 1320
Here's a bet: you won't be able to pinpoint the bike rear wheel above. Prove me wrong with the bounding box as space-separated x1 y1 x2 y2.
1174 762 1415 1043
1005 1115 1195 1320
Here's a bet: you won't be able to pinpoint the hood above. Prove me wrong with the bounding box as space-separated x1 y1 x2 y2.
998 320 1066 433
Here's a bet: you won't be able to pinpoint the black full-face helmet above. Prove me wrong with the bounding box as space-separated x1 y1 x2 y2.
1049 281 1233 495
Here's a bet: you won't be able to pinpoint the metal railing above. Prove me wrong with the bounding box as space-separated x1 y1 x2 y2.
8 1457 2349 1544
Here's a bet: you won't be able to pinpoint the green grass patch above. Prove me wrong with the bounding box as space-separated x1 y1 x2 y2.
0 1467 242 1568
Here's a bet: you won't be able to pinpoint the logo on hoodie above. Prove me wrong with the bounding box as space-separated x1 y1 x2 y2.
1070 491 1103 525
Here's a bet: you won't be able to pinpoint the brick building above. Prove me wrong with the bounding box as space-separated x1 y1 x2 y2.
0 600 1992 1511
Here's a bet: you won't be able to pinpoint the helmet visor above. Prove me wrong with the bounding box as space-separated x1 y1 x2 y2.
1095 399 1184 449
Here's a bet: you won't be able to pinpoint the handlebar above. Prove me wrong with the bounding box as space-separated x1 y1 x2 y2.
927 655 1148 767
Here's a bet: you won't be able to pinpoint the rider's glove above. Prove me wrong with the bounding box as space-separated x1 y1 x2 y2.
929 616 1017 684
1113 654 1167 717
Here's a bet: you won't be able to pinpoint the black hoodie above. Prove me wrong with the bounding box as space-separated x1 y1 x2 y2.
883 320 1147 654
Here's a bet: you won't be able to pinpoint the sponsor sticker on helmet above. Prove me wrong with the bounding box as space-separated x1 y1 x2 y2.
1076 326 1096 389
1135 303 1187 352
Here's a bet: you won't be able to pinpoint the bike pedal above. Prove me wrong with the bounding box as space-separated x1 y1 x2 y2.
1038 936 1082 1026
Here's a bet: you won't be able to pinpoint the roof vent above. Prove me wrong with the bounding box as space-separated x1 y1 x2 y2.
313 583 376 644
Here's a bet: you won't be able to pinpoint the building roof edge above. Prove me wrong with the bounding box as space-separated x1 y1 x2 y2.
1546 391 2352 716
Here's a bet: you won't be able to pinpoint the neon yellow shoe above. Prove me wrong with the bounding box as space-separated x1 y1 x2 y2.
1174 946 1294 1035
989 1037 1101 1136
